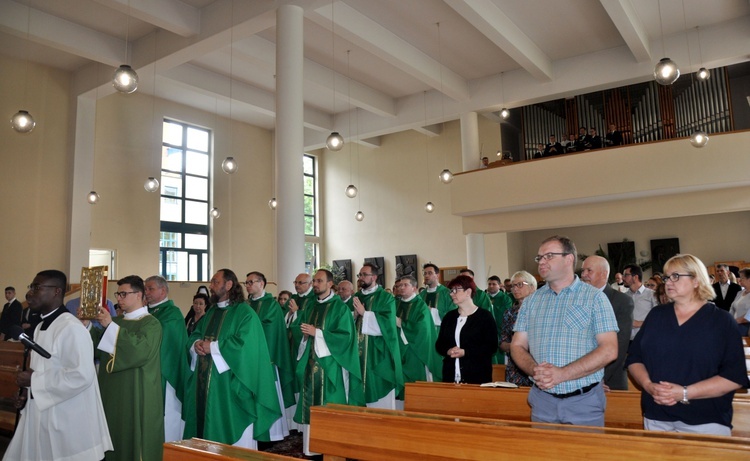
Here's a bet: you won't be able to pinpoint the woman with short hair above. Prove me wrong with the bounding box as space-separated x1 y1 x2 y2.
627 254 750 436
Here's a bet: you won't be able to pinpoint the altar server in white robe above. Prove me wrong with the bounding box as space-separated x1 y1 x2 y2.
4 270 112 461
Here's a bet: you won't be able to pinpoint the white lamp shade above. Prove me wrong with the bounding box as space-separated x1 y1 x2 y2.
425 201 435 213
439 169 453 184
345 184 358 198
500 108 510 119
326 132 344 151
268 198 277 209
690 131 709 148
697 67 710 81
653 58 680 85
144 177 160 192
113 65 139 94
11 110 35 133
210 207 221 219
355 210 365 221
221 157 238 174
87 191 100 204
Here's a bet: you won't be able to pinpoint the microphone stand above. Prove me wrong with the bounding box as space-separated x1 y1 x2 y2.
14 345 30 431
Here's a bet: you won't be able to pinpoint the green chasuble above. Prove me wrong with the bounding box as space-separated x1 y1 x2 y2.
418 284 456 321
285 291 316 365
487 291 512 364
248 292 295 407
147 299 188 406
354 286 404 403
183 301 282 444
91 312 164 461
342 296 355 312
294 294 363 424
396 295 442 398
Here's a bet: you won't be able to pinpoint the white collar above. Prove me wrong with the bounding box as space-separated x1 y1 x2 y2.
317 291 334 303
124 306 149 319
341 296 351 303
361 284 379 295
251 290 266 301
425 285 437 293
401 293 417 302
149 298 168 308
217 300 230 308
300 286 313 297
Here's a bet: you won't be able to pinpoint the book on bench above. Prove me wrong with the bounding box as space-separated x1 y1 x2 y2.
479 381 519 388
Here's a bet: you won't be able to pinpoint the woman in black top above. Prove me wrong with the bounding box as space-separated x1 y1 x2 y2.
435 275 498 384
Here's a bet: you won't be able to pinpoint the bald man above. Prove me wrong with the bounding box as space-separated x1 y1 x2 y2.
581 256 634 391
338 280 355 311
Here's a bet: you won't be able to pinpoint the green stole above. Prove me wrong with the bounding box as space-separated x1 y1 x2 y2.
195 307 227 438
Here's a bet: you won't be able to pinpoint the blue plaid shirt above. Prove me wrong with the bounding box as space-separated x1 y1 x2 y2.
514 276 618 394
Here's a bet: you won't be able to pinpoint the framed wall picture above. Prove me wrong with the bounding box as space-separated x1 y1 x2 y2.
364 257 386 287
332 259 352 283
607 241 636 275
395 254 418 281
650 238 680 274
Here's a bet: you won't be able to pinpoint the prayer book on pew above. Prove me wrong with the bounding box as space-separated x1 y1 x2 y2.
479 381 519 388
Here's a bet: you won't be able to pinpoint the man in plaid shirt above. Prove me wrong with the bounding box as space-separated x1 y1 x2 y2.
511 235 618 426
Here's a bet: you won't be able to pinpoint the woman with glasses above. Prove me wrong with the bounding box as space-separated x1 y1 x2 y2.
435 275 497 384
645 276 669 305
500 271 537 386
627 254 750 436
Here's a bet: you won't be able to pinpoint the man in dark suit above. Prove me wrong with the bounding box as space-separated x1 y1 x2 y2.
581 256 634 391
712 264 742 311
605 124 624 147
1 286 24 341
544 134 565 157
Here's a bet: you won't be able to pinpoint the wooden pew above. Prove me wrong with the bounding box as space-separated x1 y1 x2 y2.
164 438 299 461
0 341 26 433
310 404 750 461
404 381 750 437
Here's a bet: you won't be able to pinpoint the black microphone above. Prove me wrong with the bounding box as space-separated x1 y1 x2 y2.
8 326 51 359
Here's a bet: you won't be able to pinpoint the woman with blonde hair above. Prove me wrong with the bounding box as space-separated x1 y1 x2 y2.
627 254 749 436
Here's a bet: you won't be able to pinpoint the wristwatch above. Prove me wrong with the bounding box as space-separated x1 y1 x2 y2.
680 385 690 405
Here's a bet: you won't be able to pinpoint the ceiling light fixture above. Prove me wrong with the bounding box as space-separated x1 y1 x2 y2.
113 2 138 93
325 1 344 151
210 207 221 219
422 91 435 213
11 8 35 133
653 0 679 85
435 23 453 184
144 33 160 193
696 27 710 81
499 72 509 120
345 50 358 200
221 156 238 174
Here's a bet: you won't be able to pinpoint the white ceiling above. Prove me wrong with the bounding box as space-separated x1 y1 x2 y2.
1 0 749 149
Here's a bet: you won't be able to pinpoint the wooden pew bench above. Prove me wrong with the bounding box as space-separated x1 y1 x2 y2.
164 438 299 461
310 404 750 461
0 341 26 433
404 381 750 437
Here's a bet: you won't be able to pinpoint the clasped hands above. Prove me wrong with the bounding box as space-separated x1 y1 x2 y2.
446 346 464 358
532 362 565 390
300 323 317 338
646 381 681 406
194 339 213 356
352 298 366 316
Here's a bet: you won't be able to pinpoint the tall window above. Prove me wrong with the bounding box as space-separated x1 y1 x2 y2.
304 154 319 272
159 120 211 281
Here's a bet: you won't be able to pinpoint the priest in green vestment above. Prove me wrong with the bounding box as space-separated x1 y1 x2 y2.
294 269 363 456
245 271 295 410
395 275 442 401
183 269 282 449
89 275 164 461
338 280 355 311
486 275 512 364
352 262 404 408
145 275 189 442
418 263 456 327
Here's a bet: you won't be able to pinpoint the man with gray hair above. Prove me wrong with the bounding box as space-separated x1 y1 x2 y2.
144 275 188 442
713 264 742 311
511 236 618 426
580 256 634 391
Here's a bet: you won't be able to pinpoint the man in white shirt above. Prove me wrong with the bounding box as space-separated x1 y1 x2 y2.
622 264 657 340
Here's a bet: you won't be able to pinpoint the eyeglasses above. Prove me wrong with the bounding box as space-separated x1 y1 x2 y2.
644 283 657 289
449 287 465 294
114 291 137 298
661 273 693 283
510 282 529 289
534 252 569 263
622 273 633 278
245 280 261 286
27 284 58 293
357 273 374 278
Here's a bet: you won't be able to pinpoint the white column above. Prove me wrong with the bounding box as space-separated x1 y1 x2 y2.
460 112 486 288
68 94 97 283
275 5 305 287
460 112 480 171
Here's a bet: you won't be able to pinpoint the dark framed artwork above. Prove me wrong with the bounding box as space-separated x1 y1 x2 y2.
332 259 352 283
364 257 386 287
607 241 636 275
650 238 680 274
395 254 418 280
